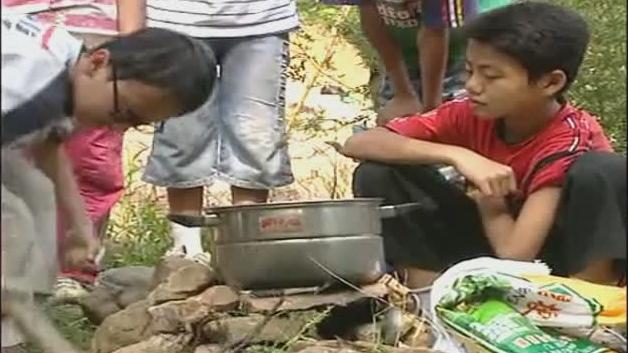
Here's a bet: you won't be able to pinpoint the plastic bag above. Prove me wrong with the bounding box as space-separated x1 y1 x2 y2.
429 257 627 353
437 276 616 353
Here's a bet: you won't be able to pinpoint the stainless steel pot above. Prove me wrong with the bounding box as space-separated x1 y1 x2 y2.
168 198 434 243
168 198 435 289
214 234 385 289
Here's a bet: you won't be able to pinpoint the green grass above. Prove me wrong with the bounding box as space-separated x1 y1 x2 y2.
102 151 172 268
297 0 378 70
24 303 96 353
556 0 626 152
103 192 171 268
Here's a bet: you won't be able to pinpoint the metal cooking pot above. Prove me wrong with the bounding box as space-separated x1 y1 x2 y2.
168 198 435 244
167 198 435 289
214 234 385 289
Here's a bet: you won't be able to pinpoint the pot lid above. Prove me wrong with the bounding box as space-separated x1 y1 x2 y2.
203 197 384 213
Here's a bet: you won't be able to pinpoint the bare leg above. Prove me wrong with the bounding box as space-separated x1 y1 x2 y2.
166 187 204 256
358 0 414 99
167 187 204 215
231 186 269 205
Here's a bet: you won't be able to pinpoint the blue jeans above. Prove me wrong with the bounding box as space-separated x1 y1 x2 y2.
144 33 294 189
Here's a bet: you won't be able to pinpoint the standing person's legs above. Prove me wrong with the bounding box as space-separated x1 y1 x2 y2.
2 184 35 351
165 186 206 259
0 185 35 353
2 150 58 349
542 151 626 285
144 34 293 257
2 151 58 295
217 33 293 204
143 39 223 258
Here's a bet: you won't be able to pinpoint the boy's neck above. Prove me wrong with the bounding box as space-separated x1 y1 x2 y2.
501 100 563 144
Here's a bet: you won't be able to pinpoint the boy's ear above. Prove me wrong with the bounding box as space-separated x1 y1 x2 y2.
538 69 567 97
84 48 112 77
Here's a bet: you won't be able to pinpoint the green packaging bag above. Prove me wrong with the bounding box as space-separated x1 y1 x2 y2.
438 299 615 353
479 0 514 13
435 274 616 353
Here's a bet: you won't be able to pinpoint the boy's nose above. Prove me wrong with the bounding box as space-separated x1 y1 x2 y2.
464 76 483 96
464 75 483 96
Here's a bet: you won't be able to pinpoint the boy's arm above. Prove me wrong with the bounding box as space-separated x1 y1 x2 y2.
470 187 562 260
343 127 516 197
30 138 99 267
117 0 146 34
31 138 90 231
343 126 463 165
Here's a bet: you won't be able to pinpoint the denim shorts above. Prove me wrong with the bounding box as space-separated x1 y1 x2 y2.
143 33 294 189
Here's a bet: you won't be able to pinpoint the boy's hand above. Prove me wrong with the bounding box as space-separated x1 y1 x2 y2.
453 151 517 197
325 141 360 162
64 223 100 272
467 188 509 215
377 95 422 126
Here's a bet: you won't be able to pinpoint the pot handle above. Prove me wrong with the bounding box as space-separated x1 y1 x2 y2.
167 214 221 227
378 200 436 219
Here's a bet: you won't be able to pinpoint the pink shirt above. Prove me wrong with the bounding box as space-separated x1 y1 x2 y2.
2 0 118 35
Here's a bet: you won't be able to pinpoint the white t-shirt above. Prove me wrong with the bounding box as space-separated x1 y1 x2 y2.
1 14 83 149
146 0 299 38
1 0 119 36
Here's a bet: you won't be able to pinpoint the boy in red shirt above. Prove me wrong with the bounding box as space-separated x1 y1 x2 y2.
342 2 626 288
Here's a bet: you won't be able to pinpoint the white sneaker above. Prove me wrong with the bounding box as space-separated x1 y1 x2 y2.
162 246 211 269
189 252 212 268
51 277 90 304
163 246 186 258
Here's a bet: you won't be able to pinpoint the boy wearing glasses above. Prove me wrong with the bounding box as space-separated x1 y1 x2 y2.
1 0 146 302
1 15 215 351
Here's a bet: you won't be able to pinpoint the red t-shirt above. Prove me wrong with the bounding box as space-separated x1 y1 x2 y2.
385 98 613 199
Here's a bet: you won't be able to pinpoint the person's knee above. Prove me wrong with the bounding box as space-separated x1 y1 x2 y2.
571 151 625 173
352 162 396 197
569 151 626 187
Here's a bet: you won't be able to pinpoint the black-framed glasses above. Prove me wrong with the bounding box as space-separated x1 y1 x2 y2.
110 62 148 127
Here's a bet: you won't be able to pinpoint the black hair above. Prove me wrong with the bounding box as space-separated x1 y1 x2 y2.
463 1 590 97
95 28 216 116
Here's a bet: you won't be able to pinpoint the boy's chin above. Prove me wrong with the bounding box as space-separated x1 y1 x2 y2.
471 106 496 119
473 105 509 120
